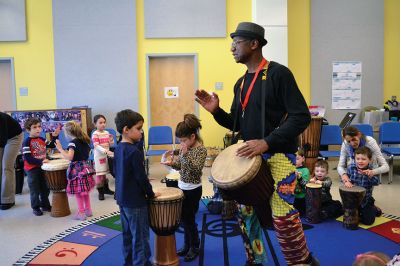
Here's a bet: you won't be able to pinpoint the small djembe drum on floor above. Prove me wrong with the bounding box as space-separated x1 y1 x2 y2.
339 185 366 230
305 183 322 224
165 171 180 188
149 187 184 266
41 159 71 217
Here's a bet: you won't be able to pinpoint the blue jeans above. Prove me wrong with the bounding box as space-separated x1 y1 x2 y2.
27 168 50 209
119 206 152 266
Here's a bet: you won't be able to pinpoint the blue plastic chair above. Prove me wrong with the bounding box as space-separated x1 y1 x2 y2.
146 126 174 157
106 128 118 148
379 122 400 183
58 130 70 149
352 124 374 137
319 125 343 159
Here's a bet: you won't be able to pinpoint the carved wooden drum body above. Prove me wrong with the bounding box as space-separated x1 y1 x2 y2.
211 143 274 227
149 187 184 266
305 183 322 224
339 185 366 230
41 159 71 217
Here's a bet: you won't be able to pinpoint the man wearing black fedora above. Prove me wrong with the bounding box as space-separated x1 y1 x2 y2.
196 22 319 266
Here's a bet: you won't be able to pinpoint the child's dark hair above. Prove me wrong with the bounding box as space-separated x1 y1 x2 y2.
314 160 329 171
175 114 203 143
114 109 144 134
93 114 106 124
64 121 91 144
355 146 372 160
24 117 41 130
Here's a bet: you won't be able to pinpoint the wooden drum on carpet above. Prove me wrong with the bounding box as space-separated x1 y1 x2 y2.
339 185 366 230
149 187 184 266
41 159 71 217
305 183 322 224
211 143 275 227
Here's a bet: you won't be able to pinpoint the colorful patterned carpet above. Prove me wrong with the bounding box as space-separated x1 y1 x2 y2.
14 200 400 266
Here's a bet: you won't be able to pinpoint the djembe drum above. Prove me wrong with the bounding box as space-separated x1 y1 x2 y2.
305 183 322 224
299 116 323 172
339 185 366 230
165 172 180 188
211 143 275 228
149 187 184 266
41 159 71 217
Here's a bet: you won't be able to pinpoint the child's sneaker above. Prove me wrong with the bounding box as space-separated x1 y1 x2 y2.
85 209 93 217
73 212 86 221
41 205 52 212
33 208 43 216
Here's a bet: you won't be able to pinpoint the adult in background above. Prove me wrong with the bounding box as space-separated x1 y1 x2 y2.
195 22 318 266
337 126 389 221
0 112 23 210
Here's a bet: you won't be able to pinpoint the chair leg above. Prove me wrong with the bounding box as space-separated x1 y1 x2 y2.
389 155 394 184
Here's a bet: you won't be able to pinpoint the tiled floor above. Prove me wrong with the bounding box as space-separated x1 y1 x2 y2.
0 159 399 266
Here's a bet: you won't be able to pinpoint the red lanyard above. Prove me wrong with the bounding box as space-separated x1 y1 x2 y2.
239 58 268 117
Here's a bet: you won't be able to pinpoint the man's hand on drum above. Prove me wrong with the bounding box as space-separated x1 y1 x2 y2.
43 159 49 163
236 139 269 158
154 192 161 198
195 89 220 114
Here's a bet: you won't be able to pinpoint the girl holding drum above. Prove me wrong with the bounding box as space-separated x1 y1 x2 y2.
55 121 95 220
161 114 207 262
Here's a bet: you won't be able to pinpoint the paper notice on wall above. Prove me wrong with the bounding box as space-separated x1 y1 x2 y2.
164 87 179 98
332 61 362 109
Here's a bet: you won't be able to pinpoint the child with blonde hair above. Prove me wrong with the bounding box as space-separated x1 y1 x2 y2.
353 251 390 266
55 121 95 220
92 114 114 200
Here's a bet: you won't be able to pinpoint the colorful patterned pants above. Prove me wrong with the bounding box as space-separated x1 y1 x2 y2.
237 153 311 265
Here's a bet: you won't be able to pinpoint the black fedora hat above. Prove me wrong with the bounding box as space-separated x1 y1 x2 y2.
230 22 267 46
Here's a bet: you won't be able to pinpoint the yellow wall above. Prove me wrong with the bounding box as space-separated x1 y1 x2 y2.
384 0 400 101
0 0 56 110
288 0 311 104
136 0 252 147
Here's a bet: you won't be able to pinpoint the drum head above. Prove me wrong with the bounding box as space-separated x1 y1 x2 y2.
41 159 70 171
166 171 180 181
211 143 261 189
339 185 366 193
49 153 63 160
306 183 322 189
152 187 183 201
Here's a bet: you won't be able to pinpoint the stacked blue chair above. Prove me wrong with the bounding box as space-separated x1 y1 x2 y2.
319 125 343 159
352 124 374 137
379 122 400 184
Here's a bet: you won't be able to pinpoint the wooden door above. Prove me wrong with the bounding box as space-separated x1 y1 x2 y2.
0 59 15 111
148 56 196 137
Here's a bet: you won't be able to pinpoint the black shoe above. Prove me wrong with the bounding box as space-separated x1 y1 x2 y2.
103 182 115 195
176 245 189 256
245 263 263 266
97 188 105 201
33 208 43 216
310 256 320 266
41 205 52 212
0 202 15 210
184 247 199 262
